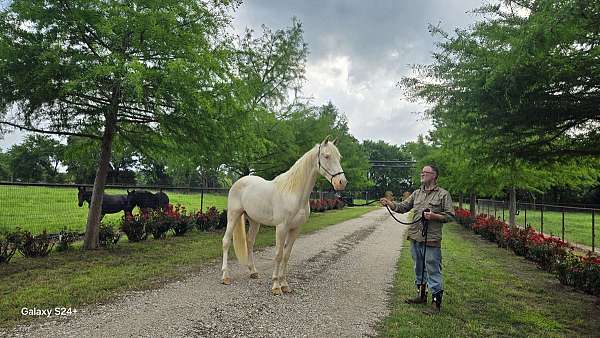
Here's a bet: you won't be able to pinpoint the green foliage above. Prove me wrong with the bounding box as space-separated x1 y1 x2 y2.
3 135 64 183
56 229 80 252
120 214 147 242
145 212 172 240
0 228 21 264
402 0 600 160
98 223 121 247
400 0 600 204
16 229 54 257
360 139 412 194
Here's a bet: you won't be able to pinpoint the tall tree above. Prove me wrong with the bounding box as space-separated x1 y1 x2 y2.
401 0 600 162
225 19 308 177
6 135 64 182
0 0 243 249
0 149 10 181
362 139 413 196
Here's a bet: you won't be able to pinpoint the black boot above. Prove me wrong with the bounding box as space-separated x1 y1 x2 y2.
405 284 427 304
423 290 443 315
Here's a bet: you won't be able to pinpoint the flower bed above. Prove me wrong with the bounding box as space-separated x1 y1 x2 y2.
454 208 600 298
309 198 346 212
0 204 228 264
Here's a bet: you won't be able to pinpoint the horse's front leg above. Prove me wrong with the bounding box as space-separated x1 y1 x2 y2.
272 225 287 295
280 226 300 293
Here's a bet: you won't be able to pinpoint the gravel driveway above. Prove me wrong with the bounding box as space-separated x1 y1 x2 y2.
5 208 408 338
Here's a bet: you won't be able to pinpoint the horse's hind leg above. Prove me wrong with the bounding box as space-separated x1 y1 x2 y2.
247 218 261 278
222 208 243 285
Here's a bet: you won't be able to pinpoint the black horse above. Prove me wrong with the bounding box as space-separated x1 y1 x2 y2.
126 189 170 214
77 186 133 216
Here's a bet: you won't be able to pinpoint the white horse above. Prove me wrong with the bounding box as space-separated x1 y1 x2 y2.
221 136 347 295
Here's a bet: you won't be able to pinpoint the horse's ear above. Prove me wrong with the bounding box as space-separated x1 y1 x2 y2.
332 137 338 145
77 186 82 192
321 135 331 145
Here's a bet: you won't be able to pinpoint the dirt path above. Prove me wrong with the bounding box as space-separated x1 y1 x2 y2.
6 209 408 338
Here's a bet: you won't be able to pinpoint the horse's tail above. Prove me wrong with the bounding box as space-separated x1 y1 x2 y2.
232 213 248 267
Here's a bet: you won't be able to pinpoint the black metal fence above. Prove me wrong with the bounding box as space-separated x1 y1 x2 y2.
0 182 374 234
0 182 229 234
476 199 598 252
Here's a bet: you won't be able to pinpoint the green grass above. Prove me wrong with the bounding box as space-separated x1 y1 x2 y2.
381 222 600 337
0 206 378 330
458 203 597 248
0 185 227 233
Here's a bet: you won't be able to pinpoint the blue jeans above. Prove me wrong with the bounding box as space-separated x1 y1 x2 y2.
410 240 443 294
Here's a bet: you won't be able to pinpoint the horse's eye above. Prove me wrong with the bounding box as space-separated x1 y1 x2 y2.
324 154 330 159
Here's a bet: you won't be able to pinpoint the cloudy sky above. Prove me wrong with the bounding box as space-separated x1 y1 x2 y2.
0 0 484 150
233 0 483 145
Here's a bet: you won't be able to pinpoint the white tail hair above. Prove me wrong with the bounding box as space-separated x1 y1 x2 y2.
232 213 248 266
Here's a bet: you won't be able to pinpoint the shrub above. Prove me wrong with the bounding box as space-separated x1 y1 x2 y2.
99 223 121 247
56 229 80 252
194 210 209 231
169 205 194 236
0 228 22 264
18 229 54 258
218 209 228 229
556 252 600 296
205 207 221 230
454 208 474 228
121 213 148 242
146 210 172 239
465 211 600 298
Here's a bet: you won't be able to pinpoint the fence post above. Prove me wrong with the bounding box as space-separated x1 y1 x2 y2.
561 209 565 241
200 188 204 212
593 209 596 253
524 205 527 227
494 201 497 218
541 205 544 234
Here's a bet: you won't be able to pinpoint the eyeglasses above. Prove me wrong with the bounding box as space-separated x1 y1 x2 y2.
420 171 435 175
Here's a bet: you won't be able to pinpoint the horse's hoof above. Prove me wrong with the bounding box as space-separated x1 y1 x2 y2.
272 288 282 296
250 272 259 279
222 277 232 285
281 285 291 293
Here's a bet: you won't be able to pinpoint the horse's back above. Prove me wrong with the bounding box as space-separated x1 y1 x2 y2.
102 194 129 214
229 175 273 196
229 175 282 225
155 191 169 208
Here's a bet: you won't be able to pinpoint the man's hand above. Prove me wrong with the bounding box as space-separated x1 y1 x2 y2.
423 211 444 222
380 197 394 208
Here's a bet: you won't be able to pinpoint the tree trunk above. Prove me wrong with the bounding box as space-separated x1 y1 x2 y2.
508 186 516 228
83 91 119 250
469 191 476 217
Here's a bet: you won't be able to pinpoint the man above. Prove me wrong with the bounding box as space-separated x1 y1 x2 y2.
380 165 453 315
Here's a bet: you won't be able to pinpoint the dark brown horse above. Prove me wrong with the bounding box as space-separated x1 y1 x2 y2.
126 189 169 214
77 186 133 217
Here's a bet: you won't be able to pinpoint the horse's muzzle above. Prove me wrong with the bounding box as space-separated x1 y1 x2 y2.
333 175 347 191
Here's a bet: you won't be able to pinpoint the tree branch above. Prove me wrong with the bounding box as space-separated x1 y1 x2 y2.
0 121 101 140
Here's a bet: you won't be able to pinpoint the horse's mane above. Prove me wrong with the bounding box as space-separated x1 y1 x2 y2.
273 145 319 193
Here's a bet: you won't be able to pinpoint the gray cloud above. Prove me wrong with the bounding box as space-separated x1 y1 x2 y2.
233 0 484 145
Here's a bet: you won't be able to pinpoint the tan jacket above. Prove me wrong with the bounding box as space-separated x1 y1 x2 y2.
391 185 454 246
